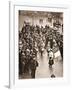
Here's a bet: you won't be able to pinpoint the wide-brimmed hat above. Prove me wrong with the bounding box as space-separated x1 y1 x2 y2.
33 57 36 60
26 49 30 52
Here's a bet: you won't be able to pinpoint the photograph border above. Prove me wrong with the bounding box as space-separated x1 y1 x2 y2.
9 1 71 88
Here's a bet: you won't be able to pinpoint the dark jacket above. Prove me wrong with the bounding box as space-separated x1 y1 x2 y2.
30 60 38 70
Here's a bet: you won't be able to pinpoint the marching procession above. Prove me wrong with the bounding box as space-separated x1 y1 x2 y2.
19 21 63 79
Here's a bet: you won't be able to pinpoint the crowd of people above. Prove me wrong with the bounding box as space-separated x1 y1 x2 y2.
19 21 63 78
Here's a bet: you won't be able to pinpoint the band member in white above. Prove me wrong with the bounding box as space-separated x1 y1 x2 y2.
48 49 54 67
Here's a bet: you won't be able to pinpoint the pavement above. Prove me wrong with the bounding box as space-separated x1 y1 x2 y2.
35 50 63 78
19 49 63 79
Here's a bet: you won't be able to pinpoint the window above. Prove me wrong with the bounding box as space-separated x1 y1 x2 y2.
47 18 52 23
39 19 43 24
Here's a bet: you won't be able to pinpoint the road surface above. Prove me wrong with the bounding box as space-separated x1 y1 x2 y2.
35 50 63 78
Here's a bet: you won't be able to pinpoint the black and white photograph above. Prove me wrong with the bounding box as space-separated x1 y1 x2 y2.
19 10 63 79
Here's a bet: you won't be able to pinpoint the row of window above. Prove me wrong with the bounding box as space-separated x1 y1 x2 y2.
39 18 52 24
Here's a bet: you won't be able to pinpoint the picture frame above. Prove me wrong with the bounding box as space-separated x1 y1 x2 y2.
9 1 71 88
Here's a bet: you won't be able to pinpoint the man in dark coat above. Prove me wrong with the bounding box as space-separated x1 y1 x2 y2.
30 58 38 78
59 41 63 59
